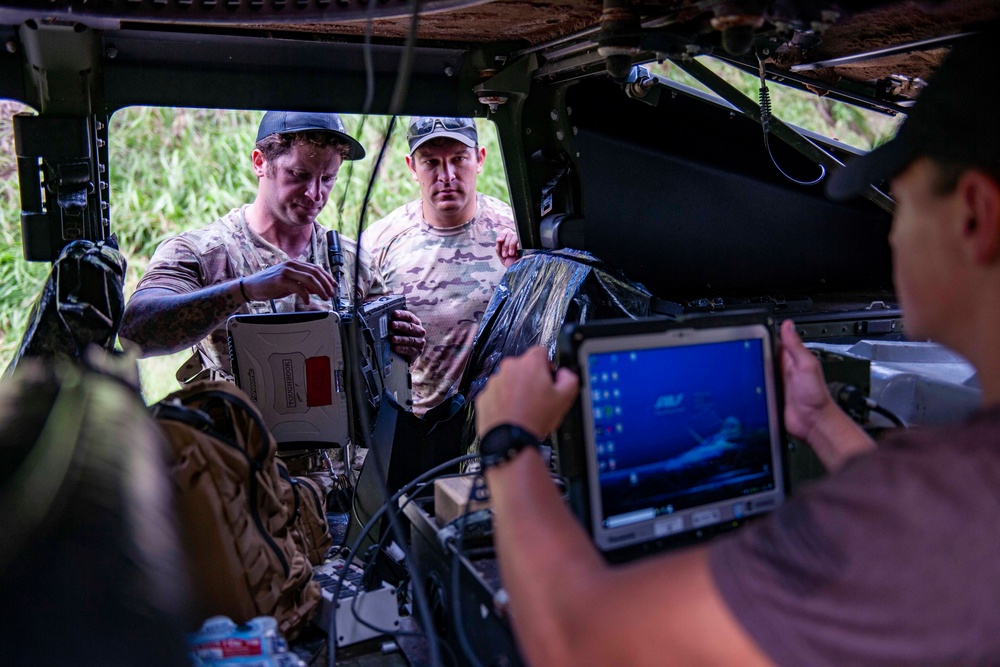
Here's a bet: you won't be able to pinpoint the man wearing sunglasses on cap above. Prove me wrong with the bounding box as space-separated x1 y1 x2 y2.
365 116 519 417
121 111 427 383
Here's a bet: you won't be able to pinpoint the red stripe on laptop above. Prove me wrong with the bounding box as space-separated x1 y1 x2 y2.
305 356 332 406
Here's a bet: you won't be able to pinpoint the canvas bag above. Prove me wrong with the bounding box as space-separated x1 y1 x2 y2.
152 380 320 640
281 470 333 566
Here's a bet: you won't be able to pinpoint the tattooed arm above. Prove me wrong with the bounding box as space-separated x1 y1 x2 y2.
121 259 339 357
120 283 244 357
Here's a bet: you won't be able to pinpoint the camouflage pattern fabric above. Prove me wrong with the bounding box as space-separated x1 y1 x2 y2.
364 193 515 416
135 206 375 379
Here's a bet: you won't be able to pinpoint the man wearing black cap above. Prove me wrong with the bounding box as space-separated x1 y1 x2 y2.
121 111 426 382
469 27 1000 665
364 117 519 416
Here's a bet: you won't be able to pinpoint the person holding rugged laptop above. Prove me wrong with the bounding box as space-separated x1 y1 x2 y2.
473 28 1000 666
119 111 426 382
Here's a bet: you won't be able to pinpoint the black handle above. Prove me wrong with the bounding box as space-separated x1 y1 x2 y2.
326 229 343 271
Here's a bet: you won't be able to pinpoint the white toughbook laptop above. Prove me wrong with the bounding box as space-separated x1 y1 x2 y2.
227 310 350 450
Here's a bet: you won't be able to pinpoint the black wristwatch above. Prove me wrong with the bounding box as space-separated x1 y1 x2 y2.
480 424 541 469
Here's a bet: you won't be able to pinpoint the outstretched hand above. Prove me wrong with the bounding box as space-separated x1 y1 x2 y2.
495 227 521 268
241 259 338 304
475 346 580 439
389 309 426 362
780 319 840 442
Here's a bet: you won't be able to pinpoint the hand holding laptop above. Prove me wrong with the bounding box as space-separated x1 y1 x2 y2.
387 309 426 362
779 320 876 472
475 346 580 439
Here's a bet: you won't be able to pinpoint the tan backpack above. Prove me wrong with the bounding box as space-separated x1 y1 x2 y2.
282 470 334 566
152 380 321 640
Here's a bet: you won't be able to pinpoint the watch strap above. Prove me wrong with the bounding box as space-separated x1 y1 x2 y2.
480 424 541 469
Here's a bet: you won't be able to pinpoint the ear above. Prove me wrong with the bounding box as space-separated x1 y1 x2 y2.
957 169 1000 265
405 154 418 180
476 146 486 173
251 148 267 179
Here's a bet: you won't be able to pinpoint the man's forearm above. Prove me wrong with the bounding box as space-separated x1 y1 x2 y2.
119 282 244 356
485 449 609 666
486 448 773 667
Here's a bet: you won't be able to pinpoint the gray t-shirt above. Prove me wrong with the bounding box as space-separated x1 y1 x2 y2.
710 407 1000 666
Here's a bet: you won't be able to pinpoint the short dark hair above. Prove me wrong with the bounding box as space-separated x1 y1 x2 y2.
929 159 1000 196
255 130 352 164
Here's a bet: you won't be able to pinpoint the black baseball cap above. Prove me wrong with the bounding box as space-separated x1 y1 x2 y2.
826 26 1000 201
256 111 365 160
407 116 478 154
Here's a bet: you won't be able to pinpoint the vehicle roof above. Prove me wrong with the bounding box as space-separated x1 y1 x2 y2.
2 1 995 300
1 0 997 110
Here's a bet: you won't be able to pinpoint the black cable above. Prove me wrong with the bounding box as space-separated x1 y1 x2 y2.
449 476 488 667
387 0 422 117
870 403 907 429
326 453 478 666
360 0 377 116
335 114 368 234
756 53 826 187
348 483 440 637
828 381 908 429
330 1 427 663
347 471 492 642
827 381 869 423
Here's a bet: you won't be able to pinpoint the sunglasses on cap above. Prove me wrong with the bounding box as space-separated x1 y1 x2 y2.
407 116 476 138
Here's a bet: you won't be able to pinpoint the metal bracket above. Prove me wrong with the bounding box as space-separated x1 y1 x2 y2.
14 113 110 261
622 64 661 106
473 53 538 113
19 20 99 115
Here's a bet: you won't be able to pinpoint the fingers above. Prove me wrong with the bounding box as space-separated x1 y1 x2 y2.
475 346 580 438
553 367 581 398
390 330 426 359
389 310 426 360
246 260 338 303
780 319 806 359
391 309 423 328
780 319 822 377
391 339 424 361
495 229 521 267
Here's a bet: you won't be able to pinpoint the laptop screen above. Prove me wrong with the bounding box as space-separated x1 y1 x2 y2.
575 322 784 556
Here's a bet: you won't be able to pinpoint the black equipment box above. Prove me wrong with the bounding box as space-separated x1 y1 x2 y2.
402 495 524 667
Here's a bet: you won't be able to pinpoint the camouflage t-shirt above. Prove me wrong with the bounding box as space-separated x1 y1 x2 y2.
135 205 375 378
364 193 515 416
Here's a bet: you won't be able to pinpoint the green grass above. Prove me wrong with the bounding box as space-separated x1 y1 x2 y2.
0 106 510 402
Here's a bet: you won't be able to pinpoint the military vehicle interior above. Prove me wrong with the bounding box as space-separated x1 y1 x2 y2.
1 1 996 664
3 0 993 413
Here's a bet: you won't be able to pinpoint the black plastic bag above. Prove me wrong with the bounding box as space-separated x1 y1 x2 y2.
460 248 652 403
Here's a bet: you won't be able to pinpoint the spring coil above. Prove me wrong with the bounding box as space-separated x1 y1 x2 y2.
758 85 772 134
